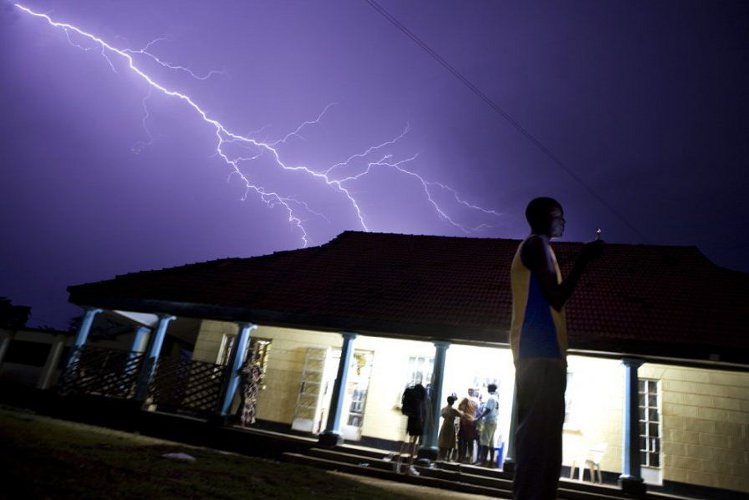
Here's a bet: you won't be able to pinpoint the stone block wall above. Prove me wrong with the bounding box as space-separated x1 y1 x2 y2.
641 364 749 493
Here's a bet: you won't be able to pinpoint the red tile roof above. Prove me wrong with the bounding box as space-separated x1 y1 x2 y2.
68 231 749 365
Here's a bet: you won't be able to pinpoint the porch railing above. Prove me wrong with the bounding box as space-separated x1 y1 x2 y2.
58 345 229 417
58 345 144 399
147 356 227 417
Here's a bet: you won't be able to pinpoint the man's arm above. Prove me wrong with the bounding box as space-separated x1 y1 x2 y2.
521 236 602 311
477 396 496 419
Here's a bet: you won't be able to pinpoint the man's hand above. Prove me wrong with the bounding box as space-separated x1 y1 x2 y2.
579 239 604 265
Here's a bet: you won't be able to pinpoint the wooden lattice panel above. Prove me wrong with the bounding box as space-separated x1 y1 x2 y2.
148 357 226 416
58 345 144 399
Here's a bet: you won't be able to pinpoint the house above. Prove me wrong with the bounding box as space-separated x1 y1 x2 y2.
62 231 749 497
0 298 65 390
0 302 201 398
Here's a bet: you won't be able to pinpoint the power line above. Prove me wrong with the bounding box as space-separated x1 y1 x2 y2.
364 0 648 243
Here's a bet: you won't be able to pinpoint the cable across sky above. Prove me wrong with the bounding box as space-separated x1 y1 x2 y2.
365 0 648 243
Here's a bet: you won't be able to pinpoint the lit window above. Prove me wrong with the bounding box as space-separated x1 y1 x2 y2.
219 334 271 380
394 355 434 408
638 379 661 468
218 334 235 366
407 355 434 386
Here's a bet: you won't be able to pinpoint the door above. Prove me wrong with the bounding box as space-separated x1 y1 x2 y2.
341 350 374 441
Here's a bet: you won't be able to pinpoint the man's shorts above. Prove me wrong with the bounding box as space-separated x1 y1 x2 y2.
480 420 497 446
407 416 423 437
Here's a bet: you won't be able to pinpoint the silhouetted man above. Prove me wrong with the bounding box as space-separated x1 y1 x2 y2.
510 197 603 500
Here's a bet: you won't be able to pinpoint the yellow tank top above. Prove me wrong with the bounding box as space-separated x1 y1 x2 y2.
510 236 568 361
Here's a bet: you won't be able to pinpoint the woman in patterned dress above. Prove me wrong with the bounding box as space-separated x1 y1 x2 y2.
238 361 263 426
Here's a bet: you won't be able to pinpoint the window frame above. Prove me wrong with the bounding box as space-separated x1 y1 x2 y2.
638 378 662 469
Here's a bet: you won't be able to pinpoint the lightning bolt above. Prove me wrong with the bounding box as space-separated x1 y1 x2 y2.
123 36 226 81
15 3 501 246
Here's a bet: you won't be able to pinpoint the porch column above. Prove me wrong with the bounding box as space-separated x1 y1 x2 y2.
126 326 150 380
619 358 646 496
0 330 15 367
66 307 102 369
130 326 150 353
134 314 175 401
219 322 255 418
37 334 67 390
419 341 450 460
319 332 357 447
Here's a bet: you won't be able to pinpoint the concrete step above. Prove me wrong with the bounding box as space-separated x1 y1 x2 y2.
283 452 510 498
308 447 518 493
328 447 695 500
284 448 640 500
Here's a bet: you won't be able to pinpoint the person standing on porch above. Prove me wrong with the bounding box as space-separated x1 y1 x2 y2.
395 382 427 476
438 394 462 461
237 359 263 426
457 388 479 463
477 383 499 467
510 197 603 499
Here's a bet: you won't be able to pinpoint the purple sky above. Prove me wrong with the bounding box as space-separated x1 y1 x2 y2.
1 0 748 329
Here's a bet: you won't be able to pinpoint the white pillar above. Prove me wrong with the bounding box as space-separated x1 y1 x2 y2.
319 332 357 446
0 331 15 368
619 358 646 495
66 307 102 369
130 326 150 353
219 322 255 417
134 314 175 401
126 326 150 382
37 334 67 389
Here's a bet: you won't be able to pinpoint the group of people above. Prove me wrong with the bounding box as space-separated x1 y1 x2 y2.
438 385 500 467
391 382 500 477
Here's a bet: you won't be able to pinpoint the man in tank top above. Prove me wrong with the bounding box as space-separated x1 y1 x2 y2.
510 197 603 500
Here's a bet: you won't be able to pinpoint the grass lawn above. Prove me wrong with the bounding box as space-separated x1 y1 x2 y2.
0 407 410 499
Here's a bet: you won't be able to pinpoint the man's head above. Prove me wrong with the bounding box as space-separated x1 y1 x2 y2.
526 197 565 238
487 383 497 393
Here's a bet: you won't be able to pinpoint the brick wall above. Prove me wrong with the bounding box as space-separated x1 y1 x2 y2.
641 364 749 493
192 319 239 363
252 326 341 425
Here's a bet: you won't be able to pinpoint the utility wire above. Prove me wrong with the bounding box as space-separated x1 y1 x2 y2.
364 0 648 243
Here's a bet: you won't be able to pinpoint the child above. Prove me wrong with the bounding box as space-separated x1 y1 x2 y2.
438 394 463 461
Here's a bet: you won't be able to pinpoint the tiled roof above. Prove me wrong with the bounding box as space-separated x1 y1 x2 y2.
68 231 749 365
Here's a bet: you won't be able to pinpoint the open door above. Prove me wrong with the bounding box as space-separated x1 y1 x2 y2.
341 350 374 441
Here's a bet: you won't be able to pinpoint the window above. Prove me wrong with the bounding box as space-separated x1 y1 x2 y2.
219 334 271 367
394 355 434 408
407 355 434 386
248 338 272 390
347 388 368 427
218 334 235 366
639 379 661 468
219 334 271 376
4 340 51 367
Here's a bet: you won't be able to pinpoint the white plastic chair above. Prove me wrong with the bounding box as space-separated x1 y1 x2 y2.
570 443 606 483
